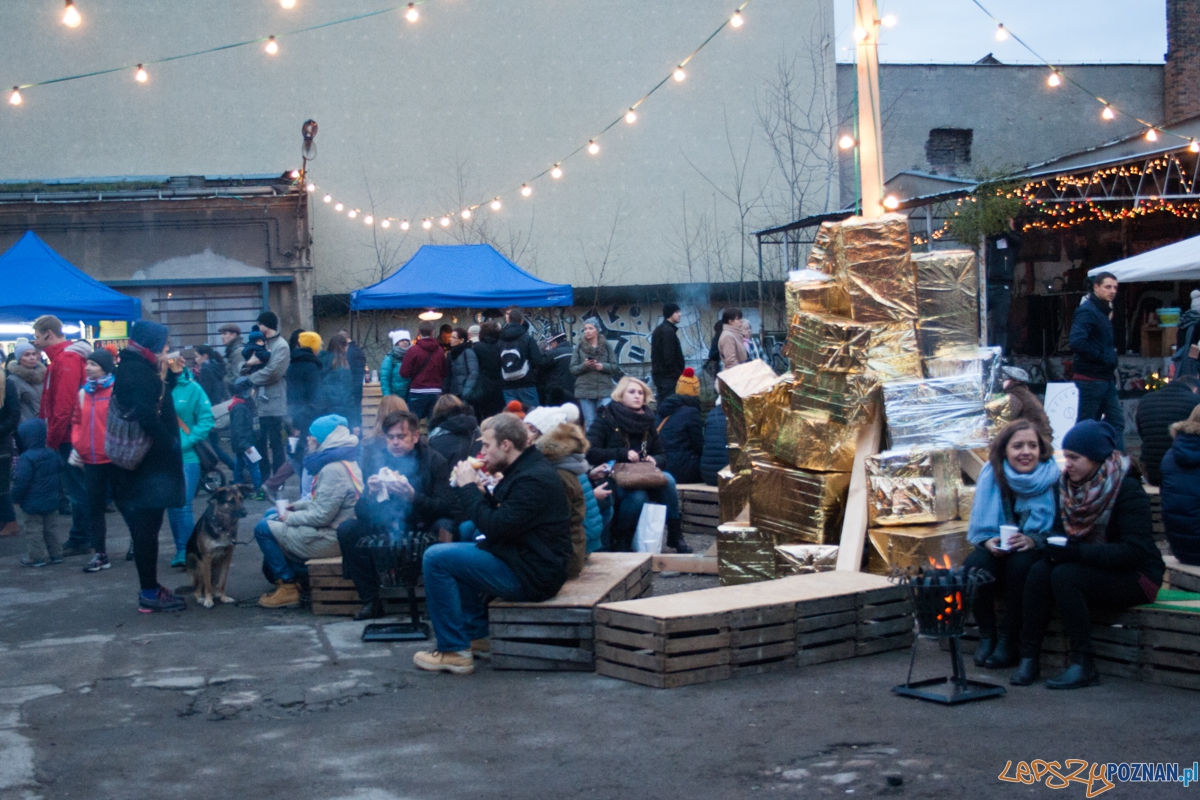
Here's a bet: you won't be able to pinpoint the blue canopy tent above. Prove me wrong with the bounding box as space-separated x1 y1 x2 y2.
350 244 573 311
0 231 141 322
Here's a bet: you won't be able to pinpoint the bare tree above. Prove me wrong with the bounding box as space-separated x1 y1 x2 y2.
579 205 629 312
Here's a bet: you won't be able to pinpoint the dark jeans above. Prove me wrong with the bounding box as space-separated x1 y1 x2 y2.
612 471 680 551
1074 379 1124 442
257 416 287 477
234 453 263 489
120 506 165 591
963 545 1042 638
422 542 530 652
1020 559 1149 659
254 518 305 583
407 392 441 422
502 386 540 412
83 463 116 554
0 449 14 525
58 443 89 547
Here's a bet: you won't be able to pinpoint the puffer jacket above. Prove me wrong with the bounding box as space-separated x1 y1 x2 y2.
287 346 324 435
6 360 45 423
70 380 112 465
700 404 729 485
320 358 363 429
110 347 186 510
40 338 92 450
11 419 61 514
1069 294 1118 380
427 408 481 467
470 330 506 418
537 423 592 578
1135 381 1200 485
171 367 214 466
249 333 290 417
718 324 748 371
655 394 703 484
380 343 411 399
448 343 479 400
266 426 362 559
1161 418 1200 565
570 336 618 400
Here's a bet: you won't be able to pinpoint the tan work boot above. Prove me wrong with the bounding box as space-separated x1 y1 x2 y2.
258 581 301 609
470 638 491 659
413 650 475 675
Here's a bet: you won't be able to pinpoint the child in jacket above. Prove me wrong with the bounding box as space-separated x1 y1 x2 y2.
71 349 116 570
229 377 262 489
12 419 62 567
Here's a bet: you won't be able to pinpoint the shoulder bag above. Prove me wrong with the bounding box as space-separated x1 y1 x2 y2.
611 442 668 490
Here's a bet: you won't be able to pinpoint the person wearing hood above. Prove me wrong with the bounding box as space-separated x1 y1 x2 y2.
111 320 188 612
70 349 116 572
249 311 291 479
528 404 600 576
1161 404 1200 566
1013 420 1164 690
999 366 1053 444
255 414 363 609
219 323 245 395
380 330 412 400
570 320 617 430
401 321 449 421
716 308 748 371
470 320 508 419
32 315 94 556
0 366 23 538
1172 289 1200 379
1069 272 1123 441
12 419 62 567
427 394 481 467
498 308 544 411
165 351 214 569
6 339 45 424
655 369 704 485
447 327 480 402
963 420 1060 670
1135 374 1200 486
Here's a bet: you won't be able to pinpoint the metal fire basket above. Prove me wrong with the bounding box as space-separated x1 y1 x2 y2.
360 531 436 642
891 561 1006 705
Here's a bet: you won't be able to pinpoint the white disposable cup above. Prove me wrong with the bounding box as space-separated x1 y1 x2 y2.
1046 535 1068 547
999 525 1020 550
287 437 299 453
275 500 289 517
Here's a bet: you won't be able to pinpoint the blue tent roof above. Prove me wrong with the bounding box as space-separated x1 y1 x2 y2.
0 231 141 322
350 244 573 311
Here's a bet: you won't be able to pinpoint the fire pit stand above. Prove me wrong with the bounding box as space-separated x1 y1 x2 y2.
360 531 435 643
891 563 1006 705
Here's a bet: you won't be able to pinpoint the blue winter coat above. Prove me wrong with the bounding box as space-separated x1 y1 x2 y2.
1069 294 1118 380
699 404 729 486
1161 422 1200 565
579 474 603 553
655 394 703 485
11 419 61 514
379 344 411 400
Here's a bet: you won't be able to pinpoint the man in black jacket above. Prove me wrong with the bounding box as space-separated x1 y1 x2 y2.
651 303 685 401
414 412 572 674
338 328 367 413
337 410 453 620
1135 375 1200 485
498 308 543 412
1069 272 1124 442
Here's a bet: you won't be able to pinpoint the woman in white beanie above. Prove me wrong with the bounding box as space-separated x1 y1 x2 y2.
379 330 412 400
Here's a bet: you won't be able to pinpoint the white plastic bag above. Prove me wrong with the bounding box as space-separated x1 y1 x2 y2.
633 503 667 554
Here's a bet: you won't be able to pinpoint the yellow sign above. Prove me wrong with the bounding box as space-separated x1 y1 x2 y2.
97 320 128 340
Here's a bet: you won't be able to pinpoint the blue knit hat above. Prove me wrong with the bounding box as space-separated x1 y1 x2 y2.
1062 419 1119 463
309 414 348 445
130 320 170 353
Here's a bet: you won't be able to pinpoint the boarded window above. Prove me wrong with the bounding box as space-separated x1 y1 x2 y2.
925 128 973 172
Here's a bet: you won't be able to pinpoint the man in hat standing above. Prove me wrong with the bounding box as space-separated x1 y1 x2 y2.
651 304 685 403
249 311 290 478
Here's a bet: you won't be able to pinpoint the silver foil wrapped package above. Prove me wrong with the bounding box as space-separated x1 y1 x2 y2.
882 375 989 450
866 447 961 526
923 346 1002 401
774 544 839 576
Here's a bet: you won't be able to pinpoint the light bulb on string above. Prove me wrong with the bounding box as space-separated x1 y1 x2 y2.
461 208 472 219
364 215 373 225
880 14 897 27
381 219 390 228
289 170 300 179
422 218 432 230
334 203 344 211
551 164 563 179
588 140 600 155
135 65 148 83
400 220 410 230
1146 128 1158 142
625 109 637 124
673 67 686 82
730 10 743 28
490 198 502 211
1190 141 1200 154
439 216 451 227
405 3 419 22
838 134 856 150
9 88 21 106
280 0 295 7
1102 105 1115 120
853 26 867 42
265 36 279 55
883 195 900 210
62 1 81 28
305 182 315 193
323 194 332 203
348 209 358 218
1047 71 1060 87
995 24 1007 41
521 184 532 197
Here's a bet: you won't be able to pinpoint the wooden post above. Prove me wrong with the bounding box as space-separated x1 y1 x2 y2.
854 0 885 220
836 405 883 572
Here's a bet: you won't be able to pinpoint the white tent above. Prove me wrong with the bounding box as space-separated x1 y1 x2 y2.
1089 234 1200 282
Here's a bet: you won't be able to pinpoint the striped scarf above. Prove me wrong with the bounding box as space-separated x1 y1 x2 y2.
1060 452 1128 541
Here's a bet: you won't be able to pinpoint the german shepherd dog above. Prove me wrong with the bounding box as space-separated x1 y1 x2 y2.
186 485 250 608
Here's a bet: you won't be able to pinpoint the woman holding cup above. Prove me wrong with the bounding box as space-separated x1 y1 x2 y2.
1012 420 1165 689
964 420 1059 670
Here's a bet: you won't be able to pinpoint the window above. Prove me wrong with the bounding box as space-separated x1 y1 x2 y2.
925 128 973 173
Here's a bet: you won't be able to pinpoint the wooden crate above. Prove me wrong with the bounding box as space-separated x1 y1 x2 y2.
1166 556 1200 593
361 383 382 432
855 584 914 656
678 483 720 536
729 603 797 675
306 557 425 617
1139 608 1200 691
490 553 652 672
795 594 859 666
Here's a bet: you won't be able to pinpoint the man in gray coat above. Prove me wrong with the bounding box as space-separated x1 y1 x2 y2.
219 323 245 395
249 311 290 477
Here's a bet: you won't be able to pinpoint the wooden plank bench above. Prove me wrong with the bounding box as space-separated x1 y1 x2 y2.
594 571 912 688
677 483 719 537
1166 555 1200 593
488 553 653 672
306 557 425 617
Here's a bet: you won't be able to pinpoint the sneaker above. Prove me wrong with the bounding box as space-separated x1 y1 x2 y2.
470 638 491 659
258 581 301 609
138 585 187 613
20 557 47 568
169 550 187 569
84 553 111 573
60 543 91 558
413 650 475 675
125 544 135 561
48 556 64 565
252 488 268 501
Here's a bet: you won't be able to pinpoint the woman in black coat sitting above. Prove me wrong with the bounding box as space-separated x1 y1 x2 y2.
586 376 688 553
111 321 188 613
1161 404 1200 565
427 394 482 467
654 368 703 485
1013 420 1165 689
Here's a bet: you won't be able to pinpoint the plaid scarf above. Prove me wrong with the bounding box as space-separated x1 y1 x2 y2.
1060 452 1128 541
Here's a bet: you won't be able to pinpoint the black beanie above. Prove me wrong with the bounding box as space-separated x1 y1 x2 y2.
1062 420 1119 464
87 348 115 375
257 311 279 331
662 303 680 319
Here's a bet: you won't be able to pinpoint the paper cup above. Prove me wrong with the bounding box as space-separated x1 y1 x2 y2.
287 437 299 453
999 525 1020 550
1046 535 1068 548
275 500 289 517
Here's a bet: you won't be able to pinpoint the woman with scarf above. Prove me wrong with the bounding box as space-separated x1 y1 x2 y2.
570 320 617 430
6 340 45 423
70 350 117 573
447 327 479 402
111 321 188 613
963 420 1059 669
1012 420 1165 689
585 376 685 553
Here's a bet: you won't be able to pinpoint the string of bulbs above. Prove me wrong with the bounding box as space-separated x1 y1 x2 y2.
308 2 752 233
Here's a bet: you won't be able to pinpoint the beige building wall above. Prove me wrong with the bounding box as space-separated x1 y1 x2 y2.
1 0 836 294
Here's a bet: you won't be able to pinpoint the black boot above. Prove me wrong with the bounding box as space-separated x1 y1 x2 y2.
1010 657 1041 686
665 519 691 553
973 630 997 667
1045 655 1099 690
353 598 385 621
985 634 1019 669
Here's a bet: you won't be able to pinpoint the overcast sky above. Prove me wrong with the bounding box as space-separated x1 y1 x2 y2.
834 0 1167 64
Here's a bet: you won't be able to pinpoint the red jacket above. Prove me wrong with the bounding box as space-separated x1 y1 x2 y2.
40 340 90 450
71 383 112 464
400 338 448 392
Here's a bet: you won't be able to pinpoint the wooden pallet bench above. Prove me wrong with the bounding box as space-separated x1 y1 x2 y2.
594 571 913 688
677 483 719 537
488 553 652 672
306 557 425 617
1166 556 1200 593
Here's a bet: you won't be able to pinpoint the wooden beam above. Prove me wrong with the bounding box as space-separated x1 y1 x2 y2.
653 554 719 574
854 0 886 219
836 406 884 572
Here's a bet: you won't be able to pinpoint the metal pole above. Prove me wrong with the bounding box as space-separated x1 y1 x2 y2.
757 235 765 353
854 0 885 219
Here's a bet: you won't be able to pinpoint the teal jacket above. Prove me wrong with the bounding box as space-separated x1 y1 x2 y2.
380 344 411 399
172 367 214 465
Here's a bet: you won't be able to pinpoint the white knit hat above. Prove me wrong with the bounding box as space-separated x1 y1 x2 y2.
389 329 412 345
524 403 580 436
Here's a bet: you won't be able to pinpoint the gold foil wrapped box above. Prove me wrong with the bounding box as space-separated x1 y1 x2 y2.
834 214 918 323
882 375 989 449
865 321 922 381
716 359 785 447
759 404 859 473
866 448 960 526
957 484 976 521
912 249 979 357
785 277 851 321
806 221 839 274
717 524 775 585
785 312 874 373
717 467 752 524
985 393 1013 440
790 367 879 426
867 521 972 570
750 456 851 545
774 544 839 576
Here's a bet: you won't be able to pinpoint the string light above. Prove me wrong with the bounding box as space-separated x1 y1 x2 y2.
334 202 344 211
422 218 432 229
348 209 358 218
9 88 21 106
588 140 600 155
838 134 856 150
880 14 897 27
280 0 296 8
883 195 900 210
405 3 419 22
381 219 390 228
994 24 1007 41
521 184 532 197
62 1 81 28
439 216 450 227
265 36 279 55
490 198 502 210
306 182 315 193
625 109 637 124
550 164 563 179
1190 141 1200 154
323 194 332 203
289 169 300 178
1145 128 1159 142
1102 105 1115 120
400 220 410 230
730 10 744 28
673 67 686 82
135 64 148 83
1047 71 1060 87
364 214 373 224
461 208 471 219
853 26 868 42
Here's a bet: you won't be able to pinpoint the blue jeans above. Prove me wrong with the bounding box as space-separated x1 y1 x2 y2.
166 462 202 552
254 517 302 583
407 392 441 421
614 470 680 549
502 386 540 412
234 453 263 489
578 397 611 431
1074 379 1125 442
57 443 89 547
209 431 237 471
422 543 530 652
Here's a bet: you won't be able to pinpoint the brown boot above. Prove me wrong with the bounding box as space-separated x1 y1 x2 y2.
258 580 301 609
